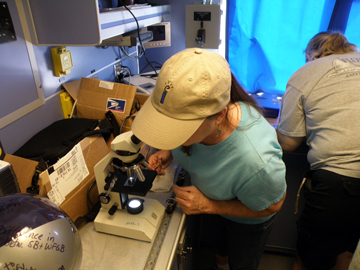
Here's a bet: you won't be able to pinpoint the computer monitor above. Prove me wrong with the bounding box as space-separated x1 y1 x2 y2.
143 22 171 49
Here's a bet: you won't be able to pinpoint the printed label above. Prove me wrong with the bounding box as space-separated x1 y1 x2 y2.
47 143 89 206
99 81 114 90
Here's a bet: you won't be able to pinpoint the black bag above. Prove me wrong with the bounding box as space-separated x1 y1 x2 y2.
14 111 120 194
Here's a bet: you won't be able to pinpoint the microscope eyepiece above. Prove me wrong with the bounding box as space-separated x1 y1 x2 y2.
131 134 142 145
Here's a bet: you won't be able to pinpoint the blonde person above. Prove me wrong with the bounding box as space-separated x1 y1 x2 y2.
132 48 287 270
277 32 360 270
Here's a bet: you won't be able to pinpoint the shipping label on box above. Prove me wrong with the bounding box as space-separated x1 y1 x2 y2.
40 135 110 222
45 143 89 206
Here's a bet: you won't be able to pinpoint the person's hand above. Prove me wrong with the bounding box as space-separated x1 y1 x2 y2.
148 150 173 175
172 185 211 215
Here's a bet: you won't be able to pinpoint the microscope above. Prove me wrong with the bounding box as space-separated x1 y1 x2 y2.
93 131 165 242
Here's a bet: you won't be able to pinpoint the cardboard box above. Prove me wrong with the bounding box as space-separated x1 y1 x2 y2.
39 135 110 222
61 78 149 150
5 135 110 222
135 93 150 109
4 154 39 193
62 77 137 133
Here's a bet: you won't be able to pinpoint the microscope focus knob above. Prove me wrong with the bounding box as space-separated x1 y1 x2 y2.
108 203 119 216
99 193 111 204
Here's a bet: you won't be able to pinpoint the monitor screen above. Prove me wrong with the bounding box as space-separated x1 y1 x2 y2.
148 25 165 42
143 22 171 49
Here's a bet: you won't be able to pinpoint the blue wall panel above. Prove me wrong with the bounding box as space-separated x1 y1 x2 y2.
0 1 138 154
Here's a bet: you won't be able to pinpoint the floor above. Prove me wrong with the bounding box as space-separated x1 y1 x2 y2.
259 251 296 270
172 215 297 270
172 236 295 270
173 249 296 270
184 249 295 270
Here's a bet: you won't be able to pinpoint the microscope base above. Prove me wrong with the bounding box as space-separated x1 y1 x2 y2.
94 198 165 242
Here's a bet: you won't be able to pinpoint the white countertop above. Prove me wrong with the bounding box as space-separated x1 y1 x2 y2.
78 190 186 270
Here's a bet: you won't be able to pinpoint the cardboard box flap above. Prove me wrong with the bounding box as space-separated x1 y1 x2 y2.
4 154 40 194
61 79 81 100
77 77 137 126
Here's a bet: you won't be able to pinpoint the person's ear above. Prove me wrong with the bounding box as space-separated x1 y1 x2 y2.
215 107 228 124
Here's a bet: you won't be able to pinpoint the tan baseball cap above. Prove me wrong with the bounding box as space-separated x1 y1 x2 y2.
132 48 231 150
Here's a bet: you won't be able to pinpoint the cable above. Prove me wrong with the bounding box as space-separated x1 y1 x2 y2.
120 46 144 60
87 180 97 208
118 45 143 60
118 0 158 75
117 46 137 62
120 115 132 134
120 65 132 76
70 99 77 118
131 96 141 114
118 0 145 60
119 96 141 133
140 61 163 73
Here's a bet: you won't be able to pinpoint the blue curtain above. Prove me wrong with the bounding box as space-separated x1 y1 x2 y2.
345 0 360 47
227 0 336 94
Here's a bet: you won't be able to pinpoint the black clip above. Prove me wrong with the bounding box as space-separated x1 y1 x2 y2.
26 169 40 194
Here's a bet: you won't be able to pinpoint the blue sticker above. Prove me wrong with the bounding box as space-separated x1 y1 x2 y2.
107 98 126 113
160 91 167 104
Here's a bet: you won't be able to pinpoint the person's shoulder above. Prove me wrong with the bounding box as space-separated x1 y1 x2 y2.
294 52 360 74
294 54 333 73
288 54 341 87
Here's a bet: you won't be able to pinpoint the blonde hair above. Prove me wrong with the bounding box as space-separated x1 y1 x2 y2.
305 31 358 62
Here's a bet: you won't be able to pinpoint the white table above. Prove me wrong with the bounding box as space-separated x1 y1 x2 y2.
78 190 186 270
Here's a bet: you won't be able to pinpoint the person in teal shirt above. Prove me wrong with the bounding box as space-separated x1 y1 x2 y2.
132 48 286 270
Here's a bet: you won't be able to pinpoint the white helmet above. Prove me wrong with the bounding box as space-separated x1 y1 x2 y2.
0 194 82 270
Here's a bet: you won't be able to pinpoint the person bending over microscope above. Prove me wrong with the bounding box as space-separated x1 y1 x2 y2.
277 31 360 270
132 48 286 270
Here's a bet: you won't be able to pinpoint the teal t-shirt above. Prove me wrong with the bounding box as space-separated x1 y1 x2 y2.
172 102 286 224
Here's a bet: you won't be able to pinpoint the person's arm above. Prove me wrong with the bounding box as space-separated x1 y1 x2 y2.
173 185 286 218
276 130 304 152
276 84 306 152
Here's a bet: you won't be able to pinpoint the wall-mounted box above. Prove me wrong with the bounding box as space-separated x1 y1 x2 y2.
51 46 73 76
185 4 220 49
25 0 171 46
